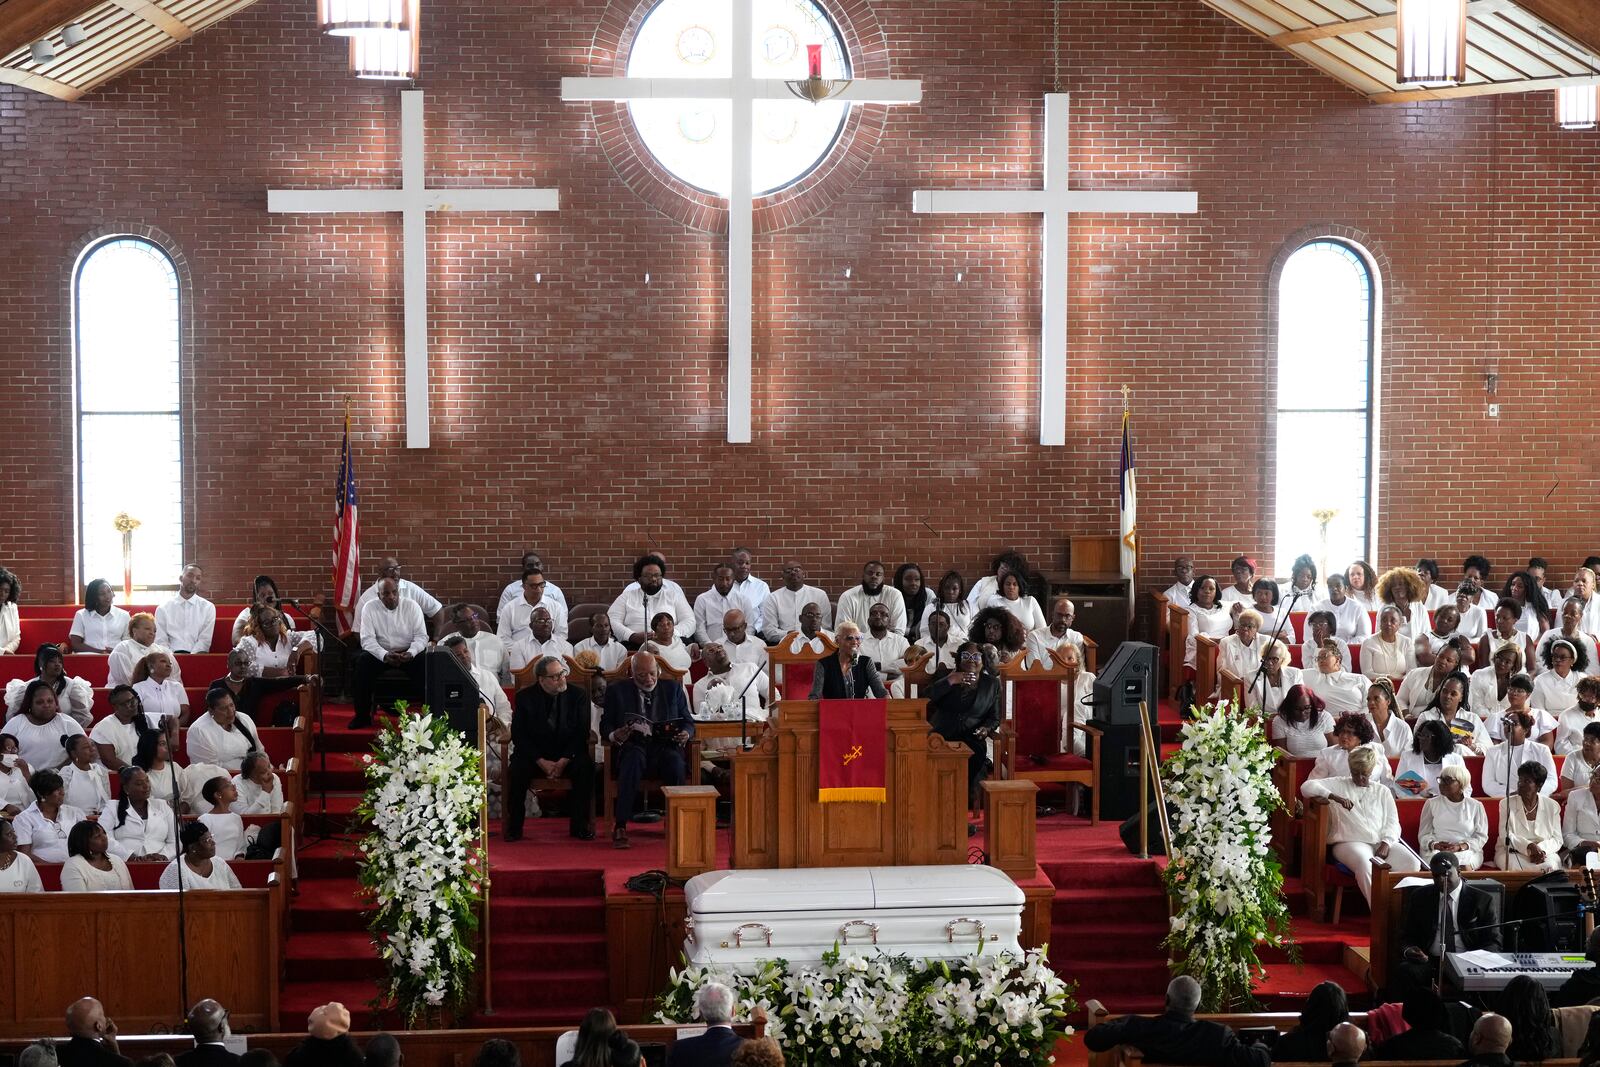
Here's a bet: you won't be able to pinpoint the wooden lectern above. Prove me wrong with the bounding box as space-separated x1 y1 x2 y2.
730 699 970 869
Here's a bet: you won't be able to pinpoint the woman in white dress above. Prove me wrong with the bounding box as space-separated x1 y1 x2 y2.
1500 571 1553 643
0 567 18 656
1483 711 1558 799
0 818 43 893
58 735 110 816
199 778 248 859
1366 680 1413 758
107 613 180 688
1248 580 1292 644
640 612 696 673
1415 606 1464 667
1300 745 1422 904
1495 675 1558 747
237 606 318 677
1361 607 1417 682
1315 574 1373 645
1481 602 1536 675
4 644 95 726
60 820 134 892
1397 641 1467 717
1558 722 1600 801
1562 765 1600 867
1469 641 1525 722
1532 638 1587 717
1216 610 1268 697
1394 719 1467 799
1244 639 1300 716
231 576 283 645
1376 567 1431 639
90 685 144 772
1184 576 1232 674
929 572 974 640
1346 561 1379 613
1302 613 1352 673
989 572 1047 635
1280 555 1326 611
1306 643 1367 715
1556 677 1600 757
232 752 285 815
160 822 243 890
10 680 86 772
1534 598 1596 677
1496 760 1563 872
186 690 262 773
12 769 86 864
69 578 130 654
133 651 189 733
133 730 183 812
108 766 175 862
1270 684 1336 757
1417 764 1488 870
1220 556 1258 608
1413 671 1491 754
1452 585 1489 645
1307 713 1391 782
0 734 34 818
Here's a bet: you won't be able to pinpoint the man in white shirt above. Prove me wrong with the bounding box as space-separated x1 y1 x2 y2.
497 569 569 644
508 607 575 673
156 564 215 653
912 609 963 676
1161 556 1195 609
721 609 769 673
766 561 833 641
728 547 770 638
691 643 767 726
860 603 910 695
354 558 443 632
574 612 628 673
444 603 507 683
351 578 429 728
836 561 907 636
609 554 696 649
496 551 570 617
1027 597 1087 667
694 565 751 644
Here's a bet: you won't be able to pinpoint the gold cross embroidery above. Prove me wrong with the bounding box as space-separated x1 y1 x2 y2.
842 744 864 766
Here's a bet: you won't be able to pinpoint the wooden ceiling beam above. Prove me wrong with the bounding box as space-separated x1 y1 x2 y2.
107 0 192 39
0 0 103 57
1272 0 1517 46
1513 0 1600 59
0 64 83 99
1370 69 1597 100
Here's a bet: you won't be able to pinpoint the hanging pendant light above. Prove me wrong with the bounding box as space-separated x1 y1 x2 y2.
319 0 412 37
349 3 418 80
1556 84 1599 130
1395 0 1468 86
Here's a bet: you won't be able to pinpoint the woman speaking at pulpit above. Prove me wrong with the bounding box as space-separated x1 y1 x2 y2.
927 641 1001 812
809 622 888 699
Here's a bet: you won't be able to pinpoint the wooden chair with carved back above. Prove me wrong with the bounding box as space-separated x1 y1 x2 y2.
996 649 1101 823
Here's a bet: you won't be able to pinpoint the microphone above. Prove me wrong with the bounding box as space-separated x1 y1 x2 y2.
277 597 299 606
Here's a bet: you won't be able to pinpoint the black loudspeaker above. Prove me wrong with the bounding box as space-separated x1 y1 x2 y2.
1095 723 1144 822
1090 641 1160 726
1119 799 1172 856
422 650 483 746
1512 872 1583 951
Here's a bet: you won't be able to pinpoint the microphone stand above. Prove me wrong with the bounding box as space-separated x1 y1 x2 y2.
1248 587 1308 714
730 665 763 752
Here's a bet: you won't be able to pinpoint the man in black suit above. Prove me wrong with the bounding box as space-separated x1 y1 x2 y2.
1083 977 1269 1067
666 983 741 1067
506 654 596 843
58 998 131 1067
602 651 694 850
1396 852 1501 996
1374 990 1467 1061
175 1000 240 1067
808 622 888 699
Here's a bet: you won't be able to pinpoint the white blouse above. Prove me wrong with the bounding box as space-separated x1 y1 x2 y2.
231 772 284 815
1216 633 1268 691
990 595 1048 634
90 716 141 766
159 857 242 890
13 801 87 863
108 798 176 859
642 636 693 673
1306 669 1368 716
0 852 42 892
133 677 189 729
1418 794 1488 862
1241 666 1302 717
0 764 31 810
1300 776 1401 845
70 606 130 650
59 763 111 813
200 811 247 860
1314 598 1374 643
10 714 86 771
1532 671 1582 716
1563 788 1600 852
1562 752 1600 794
1271 710 1336 757
1394 751 1468 798
5 677 95 725
1468 666 1513 719
1360 635 1416 681
1308 742 1392 782
1371 713 1414 758
1185 604 1233 668
1396 666 1451 714
1455 605 1490 643
238 630 317 675
1557 708 1600 756
0 602 17 656
61 854 134 892
185 713 260 771
1482 740 1559 798
1498 795 1563 871
108 639 180 687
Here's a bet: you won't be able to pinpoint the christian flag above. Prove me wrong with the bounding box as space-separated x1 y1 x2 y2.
817 699 887 803
1119 405 1138 586
332 411 361 632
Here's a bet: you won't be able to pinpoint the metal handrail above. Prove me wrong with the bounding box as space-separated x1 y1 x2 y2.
1136 700 1172 859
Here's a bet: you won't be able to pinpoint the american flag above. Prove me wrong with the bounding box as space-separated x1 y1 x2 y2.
333 412 360 631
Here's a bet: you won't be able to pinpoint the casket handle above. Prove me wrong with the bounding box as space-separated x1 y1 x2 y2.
945 917 987 945
730 922 773 949
839 919 879 946
684 917 696 945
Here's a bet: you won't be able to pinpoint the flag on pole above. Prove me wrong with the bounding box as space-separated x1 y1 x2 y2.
333 409 361 632
1119 399 1138 585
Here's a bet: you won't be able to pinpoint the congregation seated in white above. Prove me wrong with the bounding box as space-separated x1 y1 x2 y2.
352 557 442 629
834 561 908 637
107 612 180 687
765 561 834 640
159 822 242 890
5 647 94 725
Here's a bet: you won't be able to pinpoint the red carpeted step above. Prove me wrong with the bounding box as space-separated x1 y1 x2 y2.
492 897 606 935
285 932 383 981
1254 962 1369 1006
1040 859 1162 889
1048 922 1168 963
311 752 370 792
296 838 365 879
1051 887 1167 925
492 966 609 1005
490 867 605 897
1063 957 1174 1000
291 878 368 933
467 1008 599 1028
279 981 391 1031
492 933 608 971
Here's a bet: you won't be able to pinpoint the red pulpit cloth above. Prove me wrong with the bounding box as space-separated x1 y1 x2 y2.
817 698 887 803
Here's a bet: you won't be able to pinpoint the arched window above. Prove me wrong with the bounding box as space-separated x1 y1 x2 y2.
73 237 183 594
1274 239 1379 578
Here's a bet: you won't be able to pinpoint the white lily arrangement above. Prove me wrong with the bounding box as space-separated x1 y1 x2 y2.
658 945 1075 1067
356 708 486 1025
1162 699 1296 1009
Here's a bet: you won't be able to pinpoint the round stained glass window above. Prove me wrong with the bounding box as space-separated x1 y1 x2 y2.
625 0 851 198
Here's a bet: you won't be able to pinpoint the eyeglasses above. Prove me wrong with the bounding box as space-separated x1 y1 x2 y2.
842 635 864 643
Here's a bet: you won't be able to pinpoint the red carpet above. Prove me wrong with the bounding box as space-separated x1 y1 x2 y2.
283 700 1371 1031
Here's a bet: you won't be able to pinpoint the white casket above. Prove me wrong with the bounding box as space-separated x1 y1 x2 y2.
683 864 1024 971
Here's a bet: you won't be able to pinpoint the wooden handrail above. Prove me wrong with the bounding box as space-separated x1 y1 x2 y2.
1136 700 1171 857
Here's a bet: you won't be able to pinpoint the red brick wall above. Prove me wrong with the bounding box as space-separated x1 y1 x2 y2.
1 0 1596 619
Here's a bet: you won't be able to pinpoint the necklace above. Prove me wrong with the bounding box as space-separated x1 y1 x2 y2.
0 853 14 871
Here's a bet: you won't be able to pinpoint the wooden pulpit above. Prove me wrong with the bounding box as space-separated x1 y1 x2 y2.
729 698 970 869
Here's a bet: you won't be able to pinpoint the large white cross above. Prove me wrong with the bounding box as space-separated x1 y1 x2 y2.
268 90 560 449
562 2 919 443
913 93 1198 447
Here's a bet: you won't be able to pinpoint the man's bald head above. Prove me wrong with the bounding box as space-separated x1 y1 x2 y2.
65 997 107 1040
1165 976 1202 1017
188 999 229 1042
1470 1014 1512 1056
1327 1022 1365 1063
631 651 659 690
723 609 747 643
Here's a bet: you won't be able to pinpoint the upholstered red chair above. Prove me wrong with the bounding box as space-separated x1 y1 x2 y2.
997 653 1101 824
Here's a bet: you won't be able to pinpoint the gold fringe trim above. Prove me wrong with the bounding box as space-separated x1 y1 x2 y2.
818 787 887 804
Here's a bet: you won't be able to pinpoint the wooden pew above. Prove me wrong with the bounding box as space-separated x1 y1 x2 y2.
1165 604 1189 706
1151 591 1172 696
0 858 287 1037
1193 634 1220 708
